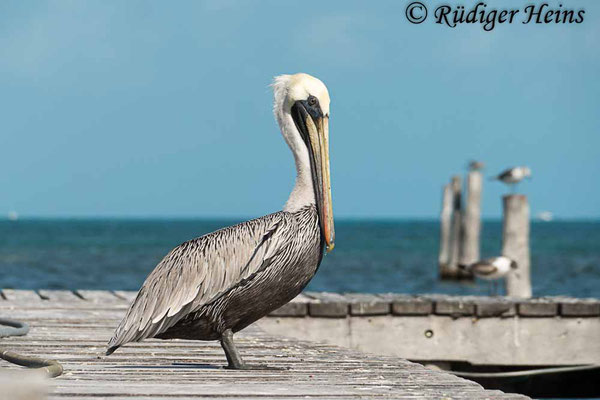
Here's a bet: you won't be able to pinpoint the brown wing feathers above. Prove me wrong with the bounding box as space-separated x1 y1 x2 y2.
106 213 286 355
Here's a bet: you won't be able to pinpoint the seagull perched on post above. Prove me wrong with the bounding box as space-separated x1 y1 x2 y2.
462 256 518 295
468 160 485 171
491 166 531 192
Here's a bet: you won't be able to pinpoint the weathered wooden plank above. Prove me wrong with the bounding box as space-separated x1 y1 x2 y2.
50 397 389 400
1 289 43 302
304 292 348 318
0 307 125 319
19 382 418 397
379 294 433 315
113 290 138 303
268 302 307 317
37 290 82 302
518 299 558 317
475 297 517 318
433 296 475 317
559 298 600 317
5 291 600 321
343 293 390 316
75 290 126 303
46 395 442 400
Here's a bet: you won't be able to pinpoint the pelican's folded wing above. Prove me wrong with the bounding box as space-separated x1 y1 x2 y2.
106 212 288 354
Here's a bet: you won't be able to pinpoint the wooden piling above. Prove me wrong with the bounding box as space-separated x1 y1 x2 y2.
449 176 463 278
438 184 452 276
502 194 532 298
439 176 464 279
459 170 482 268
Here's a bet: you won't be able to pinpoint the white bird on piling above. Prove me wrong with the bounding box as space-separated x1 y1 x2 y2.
106 73 335 369
463 256 518 296
468 160 485 171
491 166 531 192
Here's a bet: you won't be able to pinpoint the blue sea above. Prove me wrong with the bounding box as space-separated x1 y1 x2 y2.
1 219 599 297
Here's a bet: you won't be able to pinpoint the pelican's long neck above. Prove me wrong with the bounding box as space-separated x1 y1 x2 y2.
286 153 315 212
277 110 315 213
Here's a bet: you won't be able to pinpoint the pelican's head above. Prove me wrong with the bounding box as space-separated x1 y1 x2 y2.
272 73 334 253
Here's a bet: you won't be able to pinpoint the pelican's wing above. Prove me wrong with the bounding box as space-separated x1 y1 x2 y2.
106 212 289 354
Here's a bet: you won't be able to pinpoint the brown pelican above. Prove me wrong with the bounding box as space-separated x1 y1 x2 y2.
491 166 531 192
463 256 518 295
106 73 334 369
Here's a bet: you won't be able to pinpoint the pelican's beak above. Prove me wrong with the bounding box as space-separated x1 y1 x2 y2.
291 102 335 253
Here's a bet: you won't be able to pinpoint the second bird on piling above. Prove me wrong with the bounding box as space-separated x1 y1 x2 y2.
462 256 518 296
491 166 532 192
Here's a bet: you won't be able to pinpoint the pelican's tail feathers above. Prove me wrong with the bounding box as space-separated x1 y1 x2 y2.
105 345 119 356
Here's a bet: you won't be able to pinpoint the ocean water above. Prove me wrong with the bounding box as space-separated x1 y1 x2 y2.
0 219 598 297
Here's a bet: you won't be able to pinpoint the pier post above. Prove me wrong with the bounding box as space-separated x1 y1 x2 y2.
448 176 462 278
459 170 482 269
441 176 463 279
438 184 452 276
502 194 532 298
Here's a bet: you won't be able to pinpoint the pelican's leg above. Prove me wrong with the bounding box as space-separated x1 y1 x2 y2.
220 329 288 371
220 329 246 369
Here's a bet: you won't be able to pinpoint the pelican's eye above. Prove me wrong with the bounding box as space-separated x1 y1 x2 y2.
301 95 323 120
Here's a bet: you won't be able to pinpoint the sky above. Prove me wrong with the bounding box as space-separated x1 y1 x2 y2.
1 0 598 219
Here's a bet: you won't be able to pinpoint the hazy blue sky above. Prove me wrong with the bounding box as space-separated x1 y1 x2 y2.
1 1 598 219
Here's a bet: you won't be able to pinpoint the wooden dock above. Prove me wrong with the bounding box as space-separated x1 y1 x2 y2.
262 292 600 366
0 289 530 399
